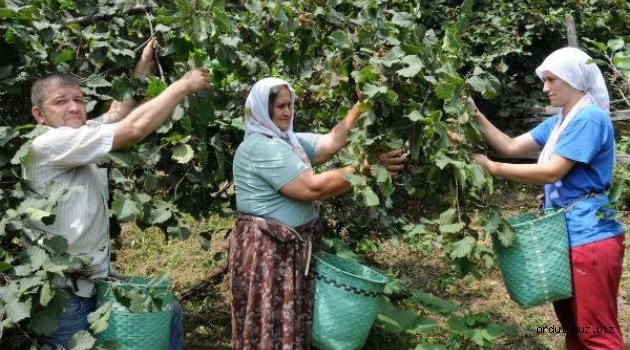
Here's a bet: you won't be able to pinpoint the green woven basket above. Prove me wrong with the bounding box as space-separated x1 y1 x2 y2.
311 252 389 350
493 209 572 308
95 276 174 350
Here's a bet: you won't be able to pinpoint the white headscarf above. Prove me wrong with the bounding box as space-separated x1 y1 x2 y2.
535 47 609 111
535 47 610 164
244 77 311 165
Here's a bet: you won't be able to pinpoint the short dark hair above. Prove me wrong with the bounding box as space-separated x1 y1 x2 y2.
31 73 81 106
268 84 290 119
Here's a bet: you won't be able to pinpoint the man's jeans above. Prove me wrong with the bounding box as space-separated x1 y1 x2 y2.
44 291 184 349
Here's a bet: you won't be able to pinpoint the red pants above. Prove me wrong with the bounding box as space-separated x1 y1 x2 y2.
553 234 626 349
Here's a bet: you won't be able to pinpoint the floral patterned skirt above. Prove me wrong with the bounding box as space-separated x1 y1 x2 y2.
229 215 321 350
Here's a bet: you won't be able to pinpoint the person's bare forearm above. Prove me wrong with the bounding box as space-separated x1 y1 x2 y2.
315 166 355 200
111 68 210 150
476 154 575 184
112 80 189 149
476 112 518 156
104 38 157 124
314 102 361 164
280 166 355 201
330 102 361 145
104 99 140 124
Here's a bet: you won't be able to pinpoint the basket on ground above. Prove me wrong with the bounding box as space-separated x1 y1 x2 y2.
311 252 389 350
493 209 572 308
95 276 174 350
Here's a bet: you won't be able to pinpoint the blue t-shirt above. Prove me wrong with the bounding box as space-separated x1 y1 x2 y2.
233 132 321 228
529 105 624 247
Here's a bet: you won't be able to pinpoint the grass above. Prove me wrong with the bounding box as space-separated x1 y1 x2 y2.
114 188 630 349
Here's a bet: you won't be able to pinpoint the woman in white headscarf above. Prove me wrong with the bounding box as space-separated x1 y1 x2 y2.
229 77 404 349
474 47 625 349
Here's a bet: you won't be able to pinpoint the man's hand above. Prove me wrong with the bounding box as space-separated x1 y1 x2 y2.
180 68 212 94
134 37 158 79
379 149 407 174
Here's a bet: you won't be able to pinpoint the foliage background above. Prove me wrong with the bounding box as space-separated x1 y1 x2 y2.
0 0 628 348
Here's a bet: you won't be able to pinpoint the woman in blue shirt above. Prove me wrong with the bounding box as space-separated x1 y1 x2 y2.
474 47 625 349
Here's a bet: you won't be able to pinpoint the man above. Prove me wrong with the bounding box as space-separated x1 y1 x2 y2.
22 38 211 349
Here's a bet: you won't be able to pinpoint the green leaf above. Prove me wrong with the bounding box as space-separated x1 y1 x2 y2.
146 79 168 98
43 256 71 275
354 66 379 84
328 30 353 50
376 299 437 334
391 12 414 28
450 236 475 259
39 281 53 306
362 188 380 206
406 110 423 121
111 192 141 222
434 74 464 100
482 209 501 234
144 173 159 192
110 77 134 101
371 164 390 184
86 75 111 88
411 290 459 314
435 153 453 170
26 246 47 269
363 83 388 98
0 8 15 18
613 54 630 72
439 222 464 234
148 202 172 225
219 35 241 48
607 38 624 52
213 8 231 32
128 289 145 313
468 164 487 189
496 221 516 247
109 150 144 168
88 301 111 334
24 207 56 225
52 49 75 64
68 330 96 350
467 72 501 98
439 208 457 225
383 47 404 67
396 55 423 78
442 26 461 53
172 144 194 164
4 298 31 322
11 142 32 165
43 236 68 255
467 75 486 93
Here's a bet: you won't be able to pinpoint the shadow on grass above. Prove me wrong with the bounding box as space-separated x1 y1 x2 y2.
182 287 232 349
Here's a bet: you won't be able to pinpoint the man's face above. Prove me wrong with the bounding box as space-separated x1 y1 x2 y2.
31 80 87 128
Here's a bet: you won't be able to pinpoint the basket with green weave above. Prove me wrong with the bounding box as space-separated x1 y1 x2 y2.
95 276 174 350
311 251 389 350
492 209 572 308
